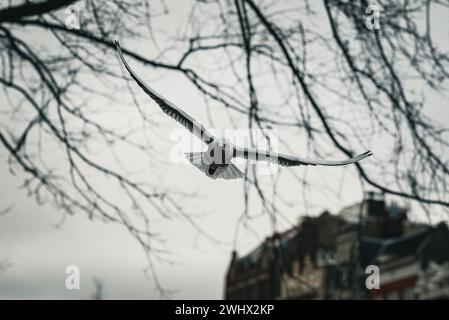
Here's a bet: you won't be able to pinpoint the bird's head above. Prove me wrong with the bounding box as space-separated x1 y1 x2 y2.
205 138 233 164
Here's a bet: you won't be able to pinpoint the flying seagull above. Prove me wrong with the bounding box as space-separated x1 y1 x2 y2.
115 41 372 180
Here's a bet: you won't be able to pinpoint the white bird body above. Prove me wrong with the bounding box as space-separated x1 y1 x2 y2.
203 138 234 165
115 41 372 180
187 138 244 179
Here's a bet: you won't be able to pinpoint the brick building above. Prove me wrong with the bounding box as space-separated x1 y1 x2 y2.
224 192 449 300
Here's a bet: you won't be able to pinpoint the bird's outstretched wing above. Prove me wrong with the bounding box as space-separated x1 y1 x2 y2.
115 41 215 144
233 146 372 167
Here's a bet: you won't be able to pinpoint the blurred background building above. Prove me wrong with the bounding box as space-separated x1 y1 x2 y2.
224 192 449 300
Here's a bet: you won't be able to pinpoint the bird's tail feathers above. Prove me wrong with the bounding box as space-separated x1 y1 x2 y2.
185 152 244 180
212 163 244 180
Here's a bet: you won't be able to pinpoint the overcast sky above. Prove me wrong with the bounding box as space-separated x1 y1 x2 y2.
0 0 448 299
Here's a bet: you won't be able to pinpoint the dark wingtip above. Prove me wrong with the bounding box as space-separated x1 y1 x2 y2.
359 150 373 160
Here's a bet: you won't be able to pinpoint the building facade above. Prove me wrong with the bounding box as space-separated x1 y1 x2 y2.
224 192 449 300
